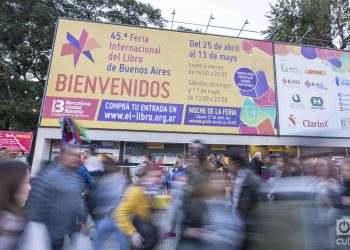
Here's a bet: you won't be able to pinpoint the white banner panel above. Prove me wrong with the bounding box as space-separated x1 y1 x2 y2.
275 44 350 137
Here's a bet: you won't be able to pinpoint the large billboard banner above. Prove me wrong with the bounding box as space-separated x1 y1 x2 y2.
275 43 350 137
40 18 277 135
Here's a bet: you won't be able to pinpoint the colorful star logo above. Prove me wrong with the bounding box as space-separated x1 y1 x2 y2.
61 29 100 67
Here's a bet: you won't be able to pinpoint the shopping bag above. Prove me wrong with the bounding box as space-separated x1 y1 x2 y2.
18 221 52 250
132 216 159 249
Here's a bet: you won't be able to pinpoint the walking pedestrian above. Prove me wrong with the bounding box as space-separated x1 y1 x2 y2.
312 157 341 250
135 154 156 177
202 173 244 250
229 152 260 250
177 147 212 249
83 149 104 176
165 170 189 239
249 152 263 176
115 165 162 250
0 160 31 250
88 155 128 250
25 144 87 250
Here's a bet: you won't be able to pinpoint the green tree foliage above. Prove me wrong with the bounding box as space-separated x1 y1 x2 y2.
0 0 164 131
264 0 350 48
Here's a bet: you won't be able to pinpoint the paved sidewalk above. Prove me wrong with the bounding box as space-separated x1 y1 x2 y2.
155 209 179 250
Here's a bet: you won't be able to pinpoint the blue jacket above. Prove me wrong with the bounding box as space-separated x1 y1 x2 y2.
76 164 95 188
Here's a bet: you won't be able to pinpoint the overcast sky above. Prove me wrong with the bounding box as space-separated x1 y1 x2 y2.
140 0 276 39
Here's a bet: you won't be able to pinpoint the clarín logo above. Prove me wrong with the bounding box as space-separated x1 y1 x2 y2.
304 80 328 90
305 69 326 75
61 29 101 67
335 76 350 87
310 97 324 110
303 119 328 128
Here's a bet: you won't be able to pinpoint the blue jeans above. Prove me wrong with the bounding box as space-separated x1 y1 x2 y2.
93 216 128 250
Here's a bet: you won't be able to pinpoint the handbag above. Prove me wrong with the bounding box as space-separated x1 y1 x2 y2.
132 216 159 249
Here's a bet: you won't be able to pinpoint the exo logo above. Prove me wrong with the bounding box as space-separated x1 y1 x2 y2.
305 80 312 88
311 97 324 106
292 94 301 103
304 80 327 90
52 100 65 113
282 79 300 85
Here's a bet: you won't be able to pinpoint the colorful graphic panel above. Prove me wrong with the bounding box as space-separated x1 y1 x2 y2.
275 43 350 137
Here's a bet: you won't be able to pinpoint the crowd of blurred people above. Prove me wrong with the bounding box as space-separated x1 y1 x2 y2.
0 141 350 250
1 148 28 164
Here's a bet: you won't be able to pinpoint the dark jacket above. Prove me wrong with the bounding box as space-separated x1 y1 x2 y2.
178 167 211 249
177 196 207 250
235 170 260 219
249 158 264 176
25 164 86 246
76 164 95 188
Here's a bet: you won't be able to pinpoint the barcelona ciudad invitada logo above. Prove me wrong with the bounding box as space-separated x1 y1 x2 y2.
61 29 100 67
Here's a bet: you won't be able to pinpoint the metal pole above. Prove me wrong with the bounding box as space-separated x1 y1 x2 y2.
170 9 176 30
269 24 282 40
296 26 313 43
237 19 249 37
205 14 214 34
